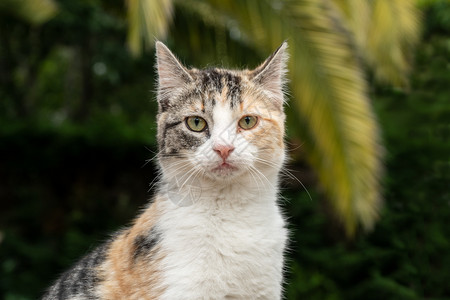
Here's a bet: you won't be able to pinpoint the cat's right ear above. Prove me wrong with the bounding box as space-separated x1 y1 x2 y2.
250 42 288 105
155 41 193 98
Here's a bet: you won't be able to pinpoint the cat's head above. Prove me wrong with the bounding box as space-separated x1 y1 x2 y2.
155 41 288 185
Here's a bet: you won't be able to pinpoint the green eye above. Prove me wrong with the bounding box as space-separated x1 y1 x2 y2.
239 115 258 130
186 116 207 132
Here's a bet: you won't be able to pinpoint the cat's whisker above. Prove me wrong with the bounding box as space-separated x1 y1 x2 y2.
142 147 160 164
143 148 183 168
245 166 261 193
254 157 296 176
278 169 312 201
163 166 187 179
163 161 194 181
253 157 313 201
248 165 275 191
238 158 268 193
144 153 183 168
165 162 190 179
163 158 192 169
247 167 266 196
149 161 190 193
148 173 163 193
188 168 206 204
285 141 305 152
253 157 280 168
179 165 202 191
142 159 154 168
158 152 186 160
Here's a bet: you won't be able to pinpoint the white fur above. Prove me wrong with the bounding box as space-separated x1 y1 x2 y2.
157 104 287 299
158 179 286 299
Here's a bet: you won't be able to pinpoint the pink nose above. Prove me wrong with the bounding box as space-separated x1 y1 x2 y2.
213 144 235 161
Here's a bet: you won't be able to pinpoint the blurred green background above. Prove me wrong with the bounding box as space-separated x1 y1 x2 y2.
0 0 449 299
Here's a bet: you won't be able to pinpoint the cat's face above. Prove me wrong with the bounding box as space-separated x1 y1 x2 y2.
155 42 288 184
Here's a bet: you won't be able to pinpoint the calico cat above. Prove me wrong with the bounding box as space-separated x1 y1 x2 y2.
43 41 289 300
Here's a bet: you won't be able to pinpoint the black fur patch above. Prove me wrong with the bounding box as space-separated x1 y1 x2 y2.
133 227 161 261
160 122 205 155
202 69 223 92
42 243 109 300
159 119 181 152
225 73 242 108
163 120 182 137
178 130 205 149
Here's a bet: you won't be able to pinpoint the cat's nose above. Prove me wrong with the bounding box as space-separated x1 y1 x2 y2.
213 144 235 161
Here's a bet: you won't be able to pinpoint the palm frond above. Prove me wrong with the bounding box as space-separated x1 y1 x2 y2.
331 0 371 61
126 0 173 57
368 0 421 86
333 0 422 87
285 0 384 235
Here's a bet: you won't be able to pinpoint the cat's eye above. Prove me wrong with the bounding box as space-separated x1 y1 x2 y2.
185 116 207 132
238 115 258 130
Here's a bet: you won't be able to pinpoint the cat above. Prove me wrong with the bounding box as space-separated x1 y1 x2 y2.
43 40 289 300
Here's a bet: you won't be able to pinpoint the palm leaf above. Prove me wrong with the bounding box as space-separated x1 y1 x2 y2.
126 0 173 57
281 0 384 235
332 0 371 59
367 0 421 86
333 0 422 87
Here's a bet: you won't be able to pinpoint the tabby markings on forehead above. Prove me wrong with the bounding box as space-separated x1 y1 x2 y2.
160 68 243 114
174 88 218 113
201 69 223 93
198 69 242 109
225 72 242 109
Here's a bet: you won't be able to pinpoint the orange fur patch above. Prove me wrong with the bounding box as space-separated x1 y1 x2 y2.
96 199 166 299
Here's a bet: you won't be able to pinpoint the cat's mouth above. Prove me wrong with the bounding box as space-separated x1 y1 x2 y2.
211 162 238 174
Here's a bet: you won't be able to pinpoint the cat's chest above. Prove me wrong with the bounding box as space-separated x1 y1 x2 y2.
157 198 286 299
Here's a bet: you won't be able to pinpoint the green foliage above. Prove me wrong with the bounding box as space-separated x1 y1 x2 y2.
0 1 449 299
0 122 155 299
0 0 58 25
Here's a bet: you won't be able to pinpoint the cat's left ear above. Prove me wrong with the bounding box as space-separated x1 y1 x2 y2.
250 42 289 104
